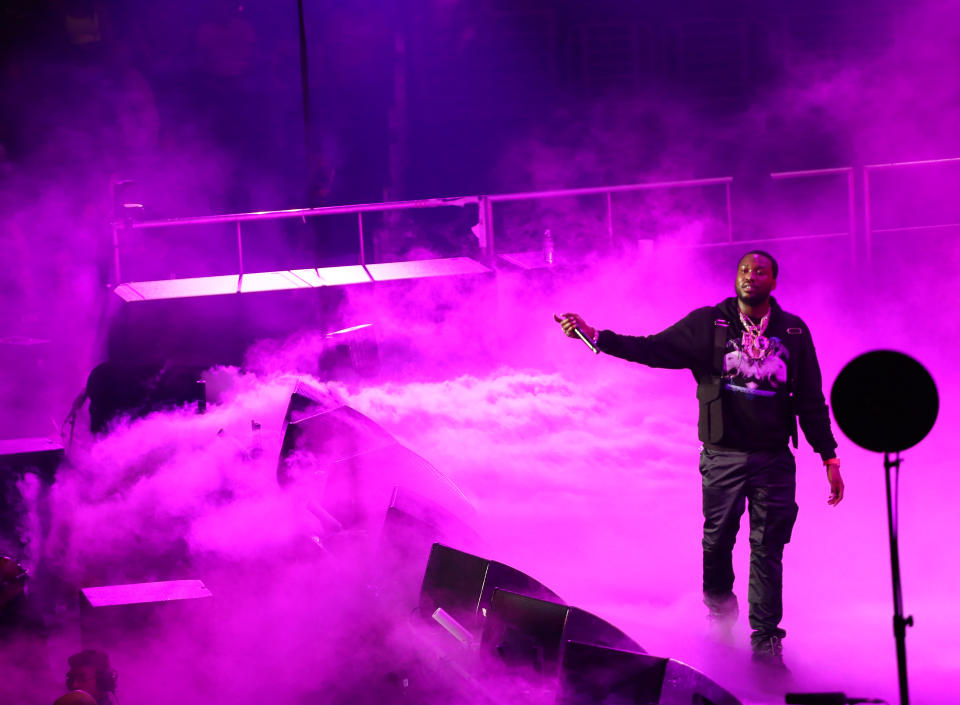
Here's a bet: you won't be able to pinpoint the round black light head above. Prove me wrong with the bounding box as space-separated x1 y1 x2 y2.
831 350 938 454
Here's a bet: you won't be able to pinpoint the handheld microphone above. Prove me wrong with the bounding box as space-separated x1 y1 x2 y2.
573 327 599 354
785 693 884 704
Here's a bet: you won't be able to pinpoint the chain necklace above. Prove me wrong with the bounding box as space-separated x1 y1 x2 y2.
738 308 771 360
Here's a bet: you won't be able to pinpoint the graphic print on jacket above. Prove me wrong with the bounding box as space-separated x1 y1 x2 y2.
722 337 789 397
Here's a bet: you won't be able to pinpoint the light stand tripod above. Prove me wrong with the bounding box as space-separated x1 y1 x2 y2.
831 350 938 705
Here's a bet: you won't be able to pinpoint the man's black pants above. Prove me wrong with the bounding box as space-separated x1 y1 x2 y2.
699 447 798 647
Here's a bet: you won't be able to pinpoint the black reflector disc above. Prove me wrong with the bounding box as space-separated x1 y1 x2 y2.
831 350 938 454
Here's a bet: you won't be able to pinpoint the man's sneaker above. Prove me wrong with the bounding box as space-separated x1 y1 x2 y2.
706 611 737 645
704 592 738 644
751 635 787 669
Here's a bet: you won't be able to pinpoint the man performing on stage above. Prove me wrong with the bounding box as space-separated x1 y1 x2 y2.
555 251 844 667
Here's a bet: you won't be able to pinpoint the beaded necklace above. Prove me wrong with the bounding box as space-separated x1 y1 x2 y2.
738 308 771 360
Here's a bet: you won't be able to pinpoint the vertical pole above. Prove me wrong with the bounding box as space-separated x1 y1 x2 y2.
480 196 495 262
725 181 734 242
358 212 366 266
863 167 873 264
847 168 857 266
385 29 408 204
864 168 873 266
236 221 244 278
297 0 312 202
885 451 912 705
111 223 122 285
605 191 614 247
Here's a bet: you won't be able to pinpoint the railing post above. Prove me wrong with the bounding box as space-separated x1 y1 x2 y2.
863 167 872 266
846 168 858 267
358 212 366 266
236 221 244 279
111 223 122 286
477 195 495 262
605 191 614 247
725 181 734 242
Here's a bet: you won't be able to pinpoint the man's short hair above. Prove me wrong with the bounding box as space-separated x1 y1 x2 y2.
739 250 779 278
68 650 116 693
54 692 98 705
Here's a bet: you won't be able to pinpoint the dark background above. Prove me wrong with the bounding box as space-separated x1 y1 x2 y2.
0 0 921 215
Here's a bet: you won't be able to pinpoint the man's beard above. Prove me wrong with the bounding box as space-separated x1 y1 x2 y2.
737 288 769 306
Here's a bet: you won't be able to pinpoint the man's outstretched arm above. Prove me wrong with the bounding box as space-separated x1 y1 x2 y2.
554 309 713 371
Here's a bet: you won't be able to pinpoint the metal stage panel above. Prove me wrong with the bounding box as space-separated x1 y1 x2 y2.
114 274 240 302
80 579 214 652
81 579 213 608
0 437 64 461
239 271 313 293
289 265 372 287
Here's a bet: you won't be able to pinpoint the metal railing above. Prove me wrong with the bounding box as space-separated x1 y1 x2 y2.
110 195 480 285
484 176 734 250
109 176 734 285
109 156 960 285
864 156 960 263
768 166 857 261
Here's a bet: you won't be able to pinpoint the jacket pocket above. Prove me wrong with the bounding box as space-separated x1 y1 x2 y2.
697 382 723 443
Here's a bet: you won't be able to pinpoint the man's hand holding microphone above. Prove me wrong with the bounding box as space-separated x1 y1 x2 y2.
554 313 600 353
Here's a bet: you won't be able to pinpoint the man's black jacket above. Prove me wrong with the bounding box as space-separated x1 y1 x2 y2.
596 296 837 460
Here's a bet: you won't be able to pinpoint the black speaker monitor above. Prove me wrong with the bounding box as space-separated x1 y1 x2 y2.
482 587 571 673
559 641 741 705
481 589 645 677
419 543 563 634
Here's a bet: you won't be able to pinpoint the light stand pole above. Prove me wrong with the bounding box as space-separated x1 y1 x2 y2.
831 350 938 705
883 451 912 705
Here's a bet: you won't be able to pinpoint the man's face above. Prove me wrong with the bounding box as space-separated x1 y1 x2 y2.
735 254 776 305
66 665 100 699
